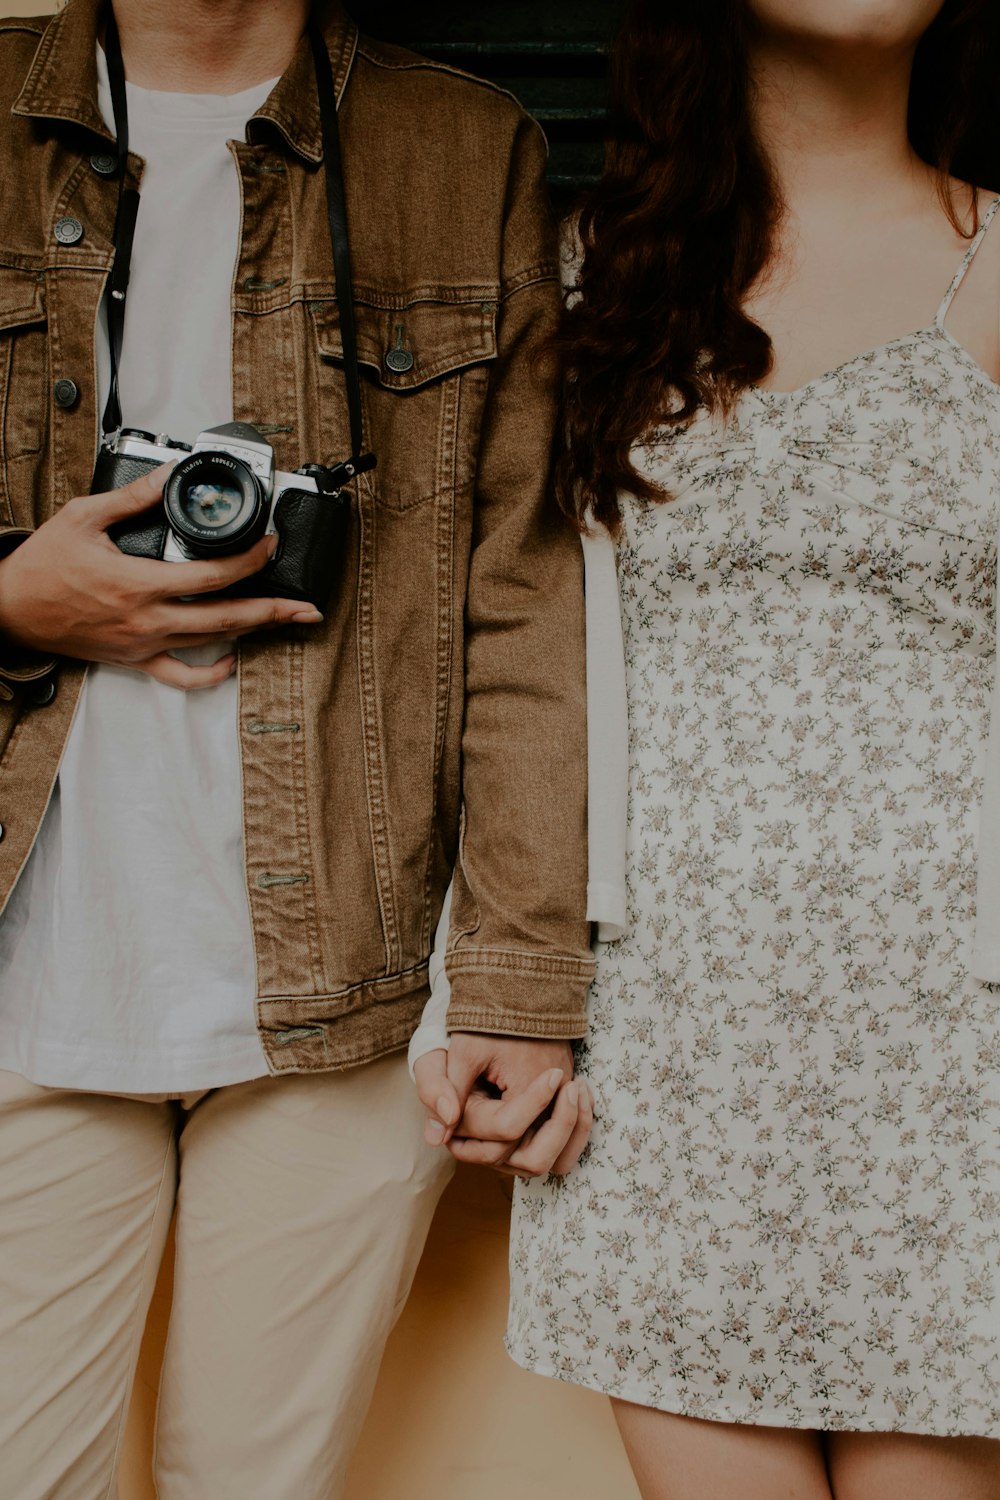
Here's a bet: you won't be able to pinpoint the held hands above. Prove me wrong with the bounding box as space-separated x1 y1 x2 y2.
414 1033 594 1180
0 465 323 690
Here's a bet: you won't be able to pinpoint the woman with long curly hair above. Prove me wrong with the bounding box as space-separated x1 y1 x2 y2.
503 1 1000 1495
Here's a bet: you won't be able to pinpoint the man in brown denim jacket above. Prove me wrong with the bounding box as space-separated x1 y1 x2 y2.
0 1 592 1494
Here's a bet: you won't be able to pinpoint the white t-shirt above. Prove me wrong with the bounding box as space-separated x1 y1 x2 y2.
0 56 280 1092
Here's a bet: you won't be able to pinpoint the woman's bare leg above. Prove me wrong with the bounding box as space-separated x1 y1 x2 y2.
827 1432 1000 1500
612 1400 832 1500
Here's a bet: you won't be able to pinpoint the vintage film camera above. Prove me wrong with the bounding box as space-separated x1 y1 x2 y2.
94 421 363 611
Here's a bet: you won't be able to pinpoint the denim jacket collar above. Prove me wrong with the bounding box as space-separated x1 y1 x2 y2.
249 3 358 163
11 0 357 163
11 0 112 143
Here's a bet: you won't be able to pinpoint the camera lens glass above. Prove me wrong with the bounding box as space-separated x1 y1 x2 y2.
163 451 267 556
180 480 244 529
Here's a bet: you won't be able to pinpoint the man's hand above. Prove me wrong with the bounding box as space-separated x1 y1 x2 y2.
414 1033 593 1179
0 465 323 690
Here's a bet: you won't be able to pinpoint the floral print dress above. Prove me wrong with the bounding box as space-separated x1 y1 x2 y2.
507 202 1000 1436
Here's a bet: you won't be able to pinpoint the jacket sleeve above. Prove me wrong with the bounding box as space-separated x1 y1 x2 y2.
444 115 594 1040
0 527 57 700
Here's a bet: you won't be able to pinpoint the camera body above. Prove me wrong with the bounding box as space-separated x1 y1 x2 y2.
94 421 354 610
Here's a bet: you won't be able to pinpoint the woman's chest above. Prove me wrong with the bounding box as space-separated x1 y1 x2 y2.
619 339 1000 652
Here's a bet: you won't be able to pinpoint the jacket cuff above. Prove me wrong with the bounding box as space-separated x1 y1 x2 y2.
0 529 58 693
445 948 593 1039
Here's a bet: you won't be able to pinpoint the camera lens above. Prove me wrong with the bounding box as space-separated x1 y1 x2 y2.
163 451 266 555
180 480 244 529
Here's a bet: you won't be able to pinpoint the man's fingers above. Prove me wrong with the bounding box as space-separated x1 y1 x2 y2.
157 534 283 598
447 1032 575 1110
132 652 236 690
413 1049 449 1114
413 1050 462 1145
455 1066 564 1146
443 1036 495 1118
157 593 321 642
440 1038 500 1128
84 463 172 528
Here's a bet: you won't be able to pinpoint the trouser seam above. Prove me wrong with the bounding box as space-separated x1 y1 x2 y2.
103 1125 176 1500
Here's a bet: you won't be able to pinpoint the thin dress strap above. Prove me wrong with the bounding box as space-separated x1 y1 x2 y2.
935 193 1000 327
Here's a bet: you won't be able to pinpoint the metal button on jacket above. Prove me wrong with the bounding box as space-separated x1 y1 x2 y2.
0 823 5 843
27 679 56 708
385 346 414 374
385 324 414 374
54 216 83 245
90 151 117 176
53 377 79 409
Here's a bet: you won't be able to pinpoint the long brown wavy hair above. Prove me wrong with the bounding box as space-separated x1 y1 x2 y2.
558 0 1000 532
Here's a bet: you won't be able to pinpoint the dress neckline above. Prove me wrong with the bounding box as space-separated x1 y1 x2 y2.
750 322 1000 406
752 193 1000 402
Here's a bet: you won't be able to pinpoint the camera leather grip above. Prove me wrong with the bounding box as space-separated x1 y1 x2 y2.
93 448 169 560
242 487 351 610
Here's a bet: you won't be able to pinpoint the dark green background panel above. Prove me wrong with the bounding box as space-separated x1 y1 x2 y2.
349 1 627 206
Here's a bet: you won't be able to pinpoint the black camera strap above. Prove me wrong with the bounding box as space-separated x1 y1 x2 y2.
308 17 367 478
100 6 375 483
101 6 138 439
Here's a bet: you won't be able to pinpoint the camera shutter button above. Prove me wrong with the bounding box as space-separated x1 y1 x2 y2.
53 378 79 410
54 216 84 246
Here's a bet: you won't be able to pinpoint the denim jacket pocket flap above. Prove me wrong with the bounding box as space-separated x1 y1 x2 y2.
0 269 48 481
313 293 498 391
0 267 45 332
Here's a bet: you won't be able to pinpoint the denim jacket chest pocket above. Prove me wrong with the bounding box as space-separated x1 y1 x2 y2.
0 267 48 525
310 291 498 512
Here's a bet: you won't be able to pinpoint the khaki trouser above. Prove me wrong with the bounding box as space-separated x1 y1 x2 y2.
0 1053 453 1500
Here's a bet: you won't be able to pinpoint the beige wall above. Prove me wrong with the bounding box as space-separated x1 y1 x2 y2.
6 5 639 1495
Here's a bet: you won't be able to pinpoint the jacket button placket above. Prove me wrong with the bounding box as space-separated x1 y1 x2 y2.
233 144 321 1004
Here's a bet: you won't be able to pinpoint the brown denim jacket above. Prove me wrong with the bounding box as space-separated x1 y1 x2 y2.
0 0 593 1072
